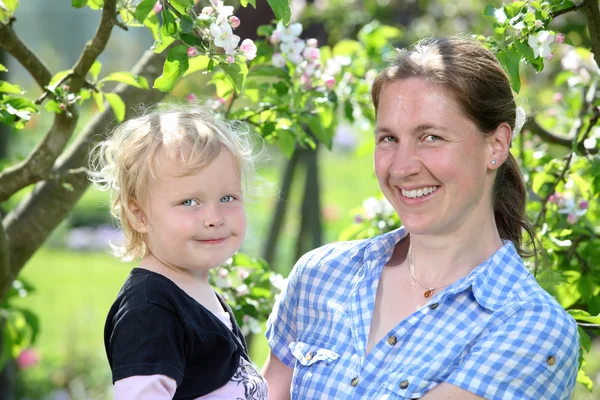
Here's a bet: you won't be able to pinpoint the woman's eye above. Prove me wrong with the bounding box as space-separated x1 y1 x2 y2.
181 199 198 206
379 135 397 143
423 134 442 142
220 195 235 203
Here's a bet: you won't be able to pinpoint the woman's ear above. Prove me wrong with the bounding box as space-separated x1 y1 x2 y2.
128 199 149 233
486 122 512 169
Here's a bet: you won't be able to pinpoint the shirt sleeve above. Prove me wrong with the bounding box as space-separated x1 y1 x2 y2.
107 303 188 385
114 375 177 399
444 303 579 400
265 250 319 369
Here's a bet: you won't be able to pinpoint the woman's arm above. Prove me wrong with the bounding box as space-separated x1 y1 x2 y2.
262 350 293 400
421 382 485 400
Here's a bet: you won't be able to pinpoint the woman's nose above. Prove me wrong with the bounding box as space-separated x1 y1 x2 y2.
389 143 422 179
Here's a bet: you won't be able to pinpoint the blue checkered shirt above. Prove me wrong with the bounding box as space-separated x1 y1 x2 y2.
266 227 579 399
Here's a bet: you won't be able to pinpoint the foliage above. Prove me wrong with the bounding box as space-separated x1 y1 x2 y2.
1 0 600 396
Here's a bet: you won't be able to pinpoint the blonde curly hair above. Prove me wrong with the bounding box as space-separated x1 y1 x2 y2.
89 103 257 261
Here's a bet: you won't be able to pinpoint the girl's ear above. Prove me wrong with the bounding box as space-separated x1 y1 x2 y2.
486 122 512 169
128 199 149 233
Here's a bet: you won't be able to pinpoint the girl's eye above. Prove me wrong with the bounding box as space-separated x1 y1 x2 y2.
181 199 198 206
423 134 442 142
220 195 235 203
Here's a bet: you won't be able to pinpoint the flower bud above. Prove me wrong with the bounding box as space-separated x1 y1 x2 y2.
229 16 240 29
555 33 565 43
187 47 199 57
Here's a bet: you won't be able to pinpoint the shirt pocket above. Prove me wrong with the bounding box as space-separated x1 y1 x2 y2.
288 339 340 395
382 373 438 399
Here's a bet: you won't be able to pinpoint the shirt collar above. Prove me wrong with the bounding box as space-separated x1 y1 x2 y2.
439 240 528 311
363 227 408 265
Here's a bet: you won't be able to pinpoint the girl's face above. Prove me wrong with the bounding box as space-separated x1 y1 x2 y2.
374 77 497 237
136 149 246 274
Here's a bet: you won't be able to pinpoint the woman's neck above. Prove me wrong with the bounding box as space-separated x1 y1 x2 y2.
407 213 504 287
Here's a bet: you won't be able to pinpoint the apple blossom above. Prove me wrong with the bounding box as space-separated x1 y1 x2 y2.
302 46 320 61
272 52 286 68
555 32 566 43
198 6 213 20
187 47 198 57
16 349 40 370
210 22 240 54
528 30 555 59
240 38 257 60
306 38 318 48
186 93 198 103
324 75 336 90
229 15 240 29
153 1 162 14
579 200 589 210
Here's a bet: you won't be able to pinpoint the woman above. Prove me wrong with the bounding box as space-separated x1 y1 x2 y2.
262 37 579 400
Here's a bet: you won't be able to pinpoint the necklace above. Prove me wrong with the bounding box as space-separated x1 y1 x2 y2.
408 242 450 298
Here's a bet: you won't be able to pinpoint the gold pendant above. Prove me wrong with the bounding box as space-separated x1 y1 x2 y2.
424 289 434 298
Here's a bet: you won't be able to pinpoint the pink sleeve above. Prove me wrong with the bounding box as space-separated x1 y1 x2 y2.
114 374 177 399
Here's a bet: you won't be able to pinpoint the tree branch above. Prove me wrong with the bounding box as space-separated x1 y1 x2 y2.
550 2 584 19
524 118 572 148
0 20 52 90
1 47 169 300
0 0 119 203
69 0 119 93
583 0 600 68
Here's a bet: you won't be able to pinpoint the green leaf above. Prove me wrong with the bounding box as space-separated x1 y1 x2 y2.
219 60 248 94
87 0 103 8
0 0 20 24
179 33 205 47
0 81 22 94
266 0 291 24
179 14 195 33
184 55 210 76
170 0 193 11
162 8 178 35
47 69 73 92
483 4 507 24
134 0 155 24
72 0 88 7
248 66 290 79
304 114 332 149
89 60 102 81
578 326 591 353
577 369 593 392
240 0 257 6
277 129 295 158
93 91 105 112
0 63 6 72
333 39 365 57
568 309 600 324
496 47 521 93
99 72 149 89
154 45 190 92
105 93 125 122
44 100 63 113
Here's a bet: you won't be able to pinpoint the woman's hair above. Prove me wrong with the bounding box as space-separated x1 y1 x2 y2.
89 103 258 261
371 36 536 257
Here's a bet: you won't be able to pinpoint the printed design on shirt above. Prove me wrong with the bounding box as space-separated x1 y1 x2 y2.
231 358 268 400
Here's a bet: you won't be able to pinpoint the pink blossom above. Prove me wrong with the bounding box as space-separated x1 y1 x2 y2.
300 73 312 89
238 268 250 280
548 194 557 203
302 46 320 61
555 33 566 43
153 1 162 14
552 92 563 102
240 39 257 60
354 215 364 224
198 7 214 20
187 47 199 57
578 200 589 210
186 93 198 103
218 268 228 278
546 52 555 60
270 31 281 45
16 349 40 370
229 16 240 29
535 20 543 28
567 213 578 224
324 75 336 90
226 55 234 64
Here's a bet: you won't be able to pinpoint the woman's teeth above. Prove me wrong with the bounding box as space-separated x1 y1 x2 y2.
401 186 438 199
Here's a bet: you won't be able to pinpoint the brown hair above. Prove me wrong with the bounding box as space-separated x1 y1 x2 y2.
371 37 535 257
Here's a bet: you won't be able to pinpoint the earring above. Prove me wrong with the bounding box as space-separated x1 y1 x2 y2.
491 160 497 165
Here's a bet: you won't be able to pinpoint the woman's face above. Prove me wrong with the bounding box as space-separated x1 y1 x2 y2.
374 77 496 237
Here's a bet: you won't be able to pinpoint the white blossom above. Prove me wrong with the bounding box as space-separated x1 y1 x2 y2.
528 31 555 59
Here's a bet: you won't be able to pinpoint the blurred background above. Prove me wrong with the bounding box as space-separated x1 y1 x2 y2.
1 0 599 398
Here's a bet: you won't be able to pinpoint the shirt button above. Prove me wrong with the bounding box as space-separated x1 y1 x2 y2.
399 380 409 389
305 352 314 361
547 355 556 366
350 377 359 387
387 335 398 345
429 303 439 309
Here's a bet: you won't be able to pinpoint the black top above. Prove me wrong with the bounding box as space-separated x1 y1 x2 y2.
104 268 248 399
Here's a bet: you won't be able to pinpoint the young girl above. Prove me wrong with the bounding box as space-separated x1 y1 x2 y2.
91 105 268 399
